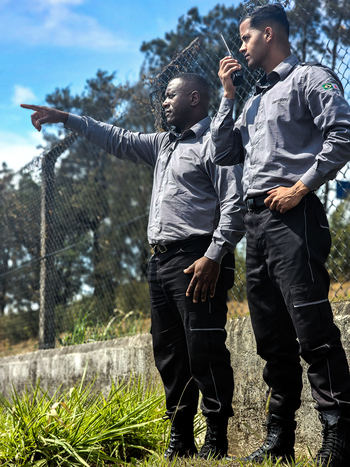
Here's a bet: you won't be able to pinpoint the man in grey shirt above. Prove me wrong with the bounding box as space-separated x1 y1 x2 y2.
22 73 245 460
210 4 350 466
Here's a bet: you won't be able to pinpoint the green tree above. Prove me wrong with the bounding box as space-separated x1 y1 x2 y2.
0 163 16 316
140 3 259 120
288 0 324 62
41 70 153 322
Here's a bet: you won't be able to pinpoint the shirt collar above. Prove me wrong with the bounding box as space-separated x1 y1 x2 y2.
171 116 211 141
255 54 299 95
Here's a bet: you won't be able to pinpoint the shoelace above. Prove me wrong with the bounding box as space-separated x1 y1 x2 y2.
264 420 280 448
245 420 280 459
317 422 342 461
168 426 181 448
199 425 219 455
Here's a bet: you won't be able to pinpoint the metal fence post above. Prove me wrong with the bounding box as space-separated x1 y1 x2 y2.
39 151 58 349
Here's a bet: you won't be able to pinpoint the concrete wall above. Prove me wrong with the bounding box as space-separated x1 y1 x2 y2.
0 302 349 457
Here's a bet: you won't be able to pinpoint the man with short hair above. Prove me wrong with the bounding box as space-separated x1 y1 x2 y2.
210 3 350 466
22 72 245 460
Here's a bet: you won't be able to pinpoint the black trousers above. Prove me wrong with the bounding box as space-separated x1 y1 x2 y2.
148 236 234 421
245 192 350 418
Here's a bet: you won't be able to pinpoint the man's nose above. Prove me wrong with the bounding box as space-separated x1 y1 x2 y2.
162 99 169 107
239 43 245 54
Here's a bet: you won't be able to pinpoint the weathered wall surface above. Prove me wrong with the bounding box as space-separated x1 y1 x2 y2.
227 301 350 457
0 302 349 458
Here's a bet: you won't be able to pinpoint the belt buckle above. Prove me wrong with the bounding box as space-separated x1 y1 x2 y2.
246 198 255 211
153 244 167 254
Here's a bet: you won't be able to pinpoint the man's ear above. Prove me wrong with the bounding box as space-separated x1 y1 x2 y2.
264 26 274 42
190 90 200 106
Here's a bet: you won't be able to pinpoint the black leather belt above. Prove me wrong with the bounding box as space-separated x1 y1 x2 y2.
246 194 268 211
151 244 168 254
151 236 211 254
151 238 189 254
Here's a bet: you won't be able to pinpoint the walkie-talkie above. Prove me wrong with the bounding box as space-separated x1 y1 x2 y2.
220 34 244 87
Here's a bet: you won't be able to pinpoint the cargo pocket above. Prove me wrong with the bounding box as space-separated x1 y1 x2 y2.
189 307 226 332
290 282 328 308
189 308 227 366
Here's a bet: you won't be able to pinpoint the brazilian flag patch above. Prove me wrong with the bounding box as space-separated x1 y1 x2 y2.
322 82 339 90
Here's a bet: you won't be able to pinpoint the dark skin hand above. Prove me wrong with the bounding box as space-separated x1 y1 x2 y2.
184 257 220 303
20 104 68 132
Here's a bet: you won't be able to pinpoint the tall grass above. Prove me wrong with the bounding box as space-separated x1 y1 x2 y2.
0 373 315 466
0 373 167 466
58 309 150 347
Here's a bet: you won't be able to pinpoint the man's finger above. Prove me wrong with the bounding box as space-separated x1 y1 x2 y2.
192 284 201 303
20 104 42 111
201 284 208 302
31 114 42 131
186 277 196 297
184 263 195 274
38 115 54 125
209 282 216 298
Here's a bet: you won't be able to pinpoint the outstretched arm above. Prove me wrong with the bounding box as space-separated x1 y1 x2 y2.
20 104 68 132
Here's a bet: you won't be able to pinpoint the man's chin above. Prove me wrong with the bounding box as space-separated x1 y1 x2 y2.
246 60 255 70
166 118 177 127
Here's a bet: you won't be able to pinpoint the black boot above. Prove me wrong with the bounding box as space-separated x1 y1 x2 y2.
197 417 229 459
240 413 296 464
164 414 197 460
312 410 350 467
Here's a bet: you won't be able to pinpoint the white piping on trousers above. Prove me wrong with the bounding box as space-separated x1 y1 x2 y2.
304 201 315 282
294 298 328 308
209 362 221 409
325 344 340 405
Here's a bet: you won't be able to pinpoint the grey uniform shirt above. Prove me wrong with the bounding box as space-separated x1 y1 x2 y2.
65 114 245 263
210 54 350 199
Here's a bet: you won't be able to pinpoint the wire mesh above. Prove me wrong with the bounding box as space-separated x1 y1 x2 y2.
0 0 349 354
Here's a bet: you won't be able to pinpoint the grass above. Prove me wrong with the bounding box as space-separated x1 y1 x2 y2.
0 373 168 466
0 371 323 467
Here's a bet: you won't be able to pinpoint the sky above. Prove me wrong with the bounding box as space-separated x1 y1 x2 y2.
0 0 241 172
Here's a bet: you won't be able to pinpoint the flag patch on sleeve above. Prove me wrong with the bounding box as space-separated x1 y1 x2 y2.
322 83 340 90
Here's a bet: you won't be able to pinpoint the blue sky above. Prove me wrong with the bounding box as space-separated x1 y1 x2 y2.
0 0 241 171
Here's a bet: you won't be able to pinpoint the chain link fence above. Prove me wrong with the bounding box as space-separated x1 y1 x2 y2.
0 0 349 355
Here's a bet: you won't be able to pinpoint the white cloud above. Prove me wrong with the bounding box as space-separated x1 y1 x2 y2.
12 86 37 106
0 0 130 50
0 131 45 172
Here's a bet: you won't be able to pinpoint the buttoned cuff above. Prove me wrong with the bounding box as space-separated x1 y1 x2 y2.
210 97 235 143
204 242 227 264
300 165 326 192
65 114 83 132
218 96 235 113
